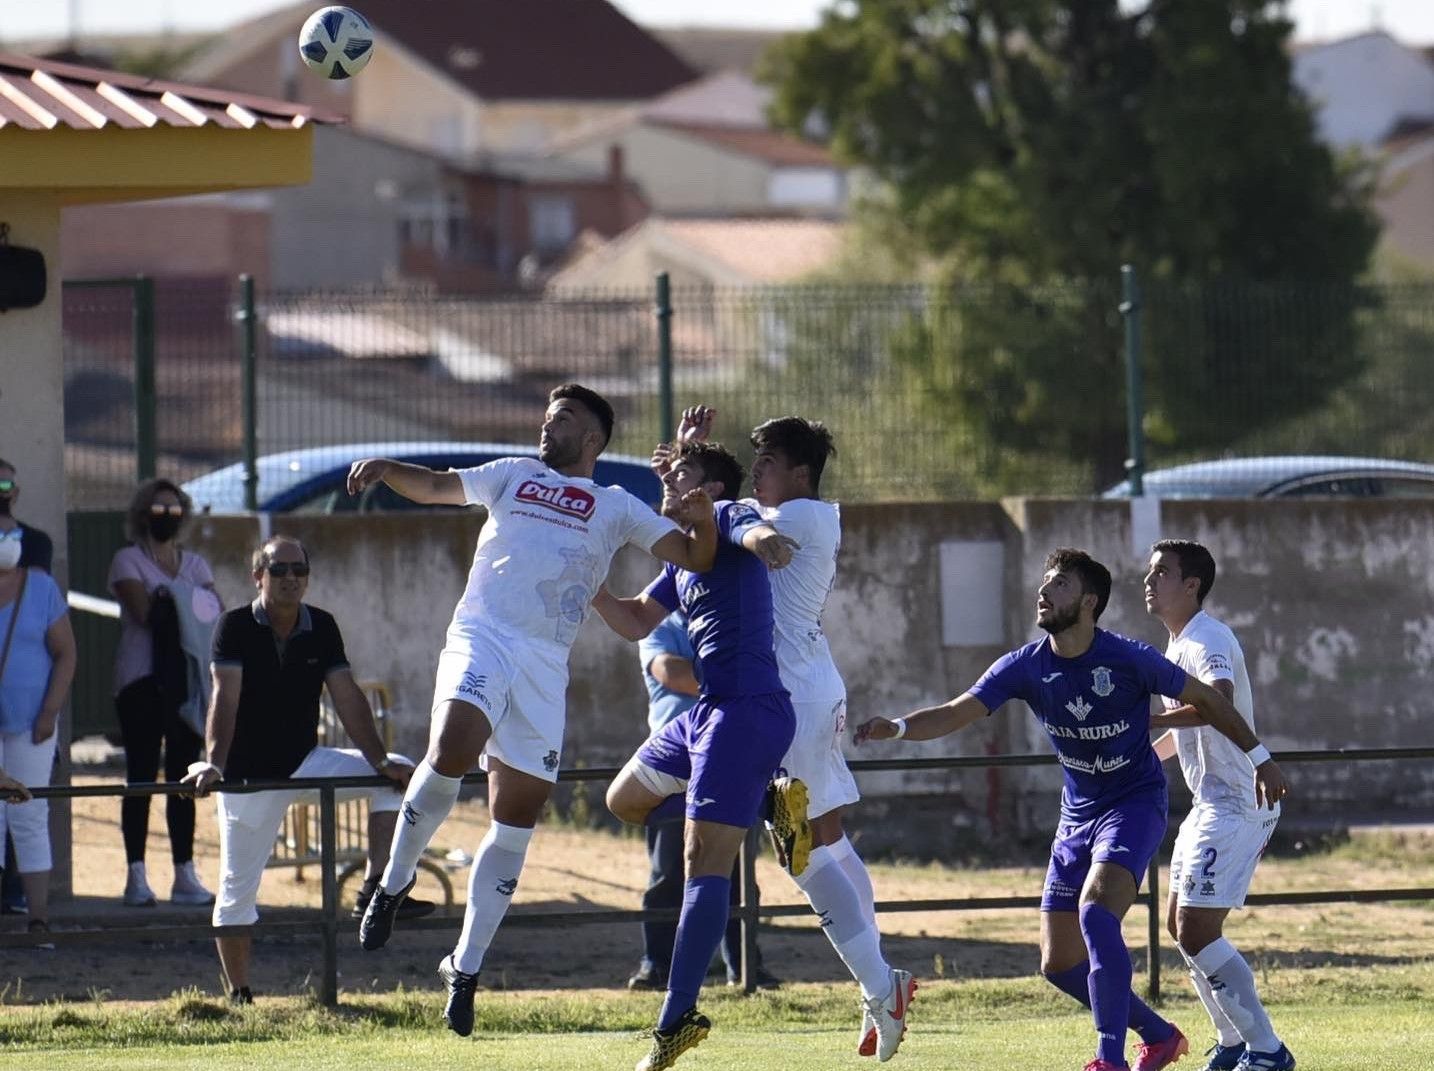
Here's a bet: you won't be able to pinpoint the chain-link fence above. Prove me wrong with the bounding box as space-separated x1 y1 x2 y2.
62 277 1434 510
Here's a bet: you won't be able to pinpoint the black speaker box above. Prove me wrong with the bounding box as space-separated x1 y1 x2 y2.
0 236 47 312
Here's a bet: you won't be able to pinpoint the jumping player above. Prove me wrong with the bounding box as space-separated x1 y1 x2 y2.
669 406 914 1061
591 439 799 1071
855 548 1288 1071
346 383 717 1037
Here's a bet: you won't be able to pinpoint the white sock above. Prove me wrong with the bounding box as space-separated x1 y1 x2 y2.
380 761 461 893
829 835 878 927
452 821 533 975
1191 938 1281 1053
793 844 890 999
1180 947 1242 1047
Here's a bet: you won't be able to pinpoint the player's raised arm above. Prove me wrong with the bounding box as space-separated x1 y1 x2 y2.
1177 675 1289 810
346 458 465 505
592 586 671 642
677 405 716 443
854 692 992 745
1150 677 1233 731
741 523 799 570
650 488 717 572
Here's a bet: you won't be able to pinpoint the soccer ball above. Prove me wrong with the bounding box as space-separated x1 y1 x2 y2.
297 6 374 80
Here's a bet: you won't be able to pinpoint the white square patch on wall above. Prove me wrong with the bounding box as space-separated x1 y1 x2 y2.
939 540 1005 647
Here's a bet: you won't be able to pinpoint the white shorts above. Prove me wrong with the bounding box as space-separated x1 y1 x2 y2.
1170 800 1279 910
213 746 409 927
778 697 859 820
432 632 568 783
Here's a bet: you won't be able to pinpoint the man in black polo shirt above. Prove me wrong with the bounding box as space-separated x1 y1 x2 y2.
181 535 431 1002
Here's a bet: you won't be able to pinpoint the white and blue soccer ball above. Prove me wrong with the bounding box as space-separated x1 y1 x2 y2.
297 6 374 80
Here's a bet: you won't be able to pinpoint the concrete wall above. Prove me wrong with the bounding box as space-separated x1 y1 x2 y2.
169 496 1434 844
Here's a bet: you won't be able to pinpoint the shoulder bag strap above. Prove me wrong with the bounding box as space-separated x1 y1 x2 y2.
0 569 30 685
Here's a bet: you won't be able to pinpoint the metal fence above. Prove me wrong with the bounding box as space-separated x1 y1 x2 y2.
6 747 1430 1008
62 275 1434 511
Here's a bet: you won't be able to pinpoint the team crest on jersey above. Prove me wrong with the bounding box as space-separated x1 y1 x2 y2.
1091 666 1114 697
515 480 596 521
1065 696 1093 722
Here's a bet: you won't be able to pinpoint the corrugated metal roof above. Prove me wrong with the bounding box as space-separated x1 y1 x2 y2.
0 52 334 132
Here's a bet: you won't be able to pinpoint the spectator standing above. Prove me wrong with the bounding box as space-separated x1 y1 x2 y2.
0 534 76 948
108 478 219 907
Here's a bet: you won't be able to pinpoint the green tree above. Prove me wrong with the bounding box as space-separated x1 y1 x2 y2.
763 0 1380 490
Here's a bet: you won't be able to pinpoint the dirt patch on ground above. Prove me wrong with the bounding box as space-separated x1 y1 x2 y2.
8 771 1433 1004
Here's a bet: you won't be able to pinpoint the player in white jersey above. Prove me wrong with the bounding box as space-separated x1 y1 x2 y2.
1145 539 1295 1071
347 384 718 1037
673 407 913 1062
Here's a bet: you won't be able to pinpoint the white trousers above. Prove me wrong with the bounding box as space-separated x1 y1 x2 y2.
0 729 58 873
212 746 408 926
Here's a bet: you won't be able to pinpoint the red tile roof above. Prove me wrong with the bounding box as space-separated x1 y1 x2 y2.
651 120 835 167
354 0 698 101
0 52 330 131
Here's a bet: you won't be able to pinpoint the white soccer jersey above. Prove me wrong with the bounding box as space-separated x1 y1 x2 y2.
749 496 845 704
1162 609 1259 810
451 457 678 652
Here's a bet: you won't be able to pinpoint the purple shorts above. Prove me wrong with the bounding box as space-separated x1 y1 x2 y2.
638 691 795 828
1041 792 1168 911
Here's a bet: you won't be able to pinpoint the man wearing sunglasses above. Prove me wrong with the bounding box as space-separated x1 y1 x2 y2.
180 535 432 1003
0 459 52 574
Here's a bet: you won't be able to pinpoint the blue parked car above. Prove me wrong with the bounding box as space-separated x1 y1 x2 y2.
182 441 664 514
1103 455 1434 499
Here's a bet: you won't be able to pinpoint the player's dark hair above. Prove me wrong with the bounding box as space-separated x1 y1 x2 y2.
750 416 836 494
675 441 744 501
1044 547 1112 621
1151 538 1217 604
549 383 614 450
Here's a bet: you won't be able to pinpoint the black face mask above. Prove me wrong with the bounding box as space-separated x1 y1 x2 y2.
148 515 182 542
0 496 11 517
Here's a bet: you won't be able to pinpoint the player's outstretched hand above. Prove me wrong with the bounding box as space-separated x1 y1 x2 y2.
678 405 716 443
650 441 677 479
346 458 392 496
674 487 713 526
1254 758 1289 810
854 717 899 746
752 531 800 570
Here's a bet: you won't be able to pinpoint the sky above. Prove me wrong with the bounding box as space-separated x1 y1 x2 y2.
1 0 1432 45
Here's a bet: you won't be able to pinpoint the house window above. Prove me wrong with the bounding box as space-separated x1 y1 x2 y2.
528 195 576 255
399 190 470 258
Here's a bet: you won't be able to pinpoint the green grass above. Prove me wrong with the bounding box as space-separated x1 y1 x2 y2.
5 966 1434 1069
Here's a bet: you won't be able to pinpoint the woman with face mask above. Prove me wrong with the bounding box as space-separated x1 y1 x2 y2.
107 479 222 908
0 527 76 948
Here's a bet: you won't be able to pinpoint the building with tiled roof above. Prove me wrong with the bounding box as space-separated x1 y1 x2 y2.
179 0 698 157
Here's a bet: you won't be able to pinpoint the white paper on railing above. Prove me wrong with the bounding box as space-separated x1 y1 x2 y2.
68 590 121 619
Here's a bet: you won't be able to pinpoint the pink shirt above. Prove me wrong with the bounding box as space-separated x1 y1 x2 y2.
107 544 217 695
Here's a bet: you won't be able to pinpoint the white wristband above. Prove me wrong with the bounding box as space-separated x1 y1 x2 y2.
1245 743 1271 767
890 717 908 740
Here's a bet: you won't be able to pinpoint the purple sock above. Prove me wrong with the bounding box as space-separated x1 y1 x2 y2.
658 875 730 1032
1044 960 1175 1044
1080 902 1133 1066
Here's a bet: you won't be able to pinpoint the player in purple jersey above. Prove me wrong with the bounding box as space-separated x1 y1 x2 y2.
856 548 1288 1071
593 440 801 1071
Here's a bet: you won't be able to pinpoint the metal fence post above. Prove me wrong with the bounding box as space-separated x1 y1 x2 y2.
132 275 157 482
655 272 674 443
319 785 339 1008
1146 856 1161 1001
238 274 259 512
1120 264 1145 496
739 825 761 994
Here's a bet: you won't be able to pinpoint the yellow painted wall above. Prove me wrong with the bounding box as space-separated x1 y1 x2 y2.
560 125 771 213
352 37 485 156
479 99 631 153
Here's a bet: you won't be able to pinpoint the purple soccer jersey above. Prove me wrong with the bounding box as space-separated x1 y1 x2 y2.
969 628 1187 823
640 500 795 825
644 500 787 698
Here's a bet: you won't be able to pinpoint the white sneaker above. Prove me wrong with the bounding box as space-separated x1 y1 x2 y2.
861 968 916 1062
123 862 158 907
171 861 216 906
